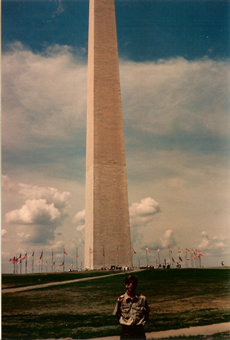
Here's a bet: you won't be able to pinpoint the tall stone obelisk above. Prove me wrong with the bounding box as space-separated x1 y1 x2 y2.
84 0 132 269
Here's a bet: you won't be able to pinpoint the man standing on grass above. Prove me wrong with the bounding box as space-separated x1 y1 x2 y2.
113 274 149 339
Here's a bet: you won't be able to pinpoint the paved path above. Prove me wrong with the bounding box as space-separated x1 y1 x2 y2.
2 271 134 294
86 322 230 339
145 322 230 339
43 322 230 339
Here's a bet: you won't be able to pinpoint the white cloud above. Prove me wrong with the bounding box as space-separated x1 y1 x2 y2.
120 58 230 138
2 44 230 270
129 197 160 230
198 231 230 256
5 199 61 225
2 43 87 150
160 229 176 249
130 197 160 218
17 232 30 240
4 178 72 246
18 183 71 211
74 209 85 232
3 45 229 157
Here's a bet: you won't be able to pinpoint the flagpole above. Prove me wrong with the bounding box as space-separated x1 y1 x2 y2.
145 249 149 267
25 253 27 274
103 245 105 268
76 248 78 271
41 251 43 273
51 250 53 272
32 252 34 273
156 249 160 268
20 255 22 274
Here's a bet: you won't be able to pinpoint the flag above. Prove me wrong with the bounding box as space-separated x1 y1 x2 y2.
132 248 136 254
197 251 203 257
22 253 27 260
64 249 68 255
178 248 182 253
40 251 43 260
16 254 21 261
156 248 160 253
186 248 190 253
59 261 64 266
30 251 34 257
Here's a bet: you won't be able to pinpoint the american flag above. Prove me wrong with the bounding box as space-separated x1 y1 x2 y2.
22 253 27 260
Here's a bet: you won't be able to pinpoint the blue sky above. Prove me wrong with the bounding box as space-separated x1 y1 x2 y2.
3 0 229 60
2 0 230 272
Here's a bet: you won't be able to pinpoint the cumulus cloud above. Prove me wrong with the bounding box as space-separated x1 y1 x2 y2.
120 58 230 139
160 229 177 249
18 183 71 211
74 209 85 232
4 178 72 244
130 197 160 217
2 43 87 150
3 45 229 158
5 199 60 225
130 197 160 229
198 231 230 256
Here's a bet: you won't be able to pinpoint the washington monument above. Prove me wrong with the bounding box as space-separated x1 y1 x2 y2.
84 0 132 269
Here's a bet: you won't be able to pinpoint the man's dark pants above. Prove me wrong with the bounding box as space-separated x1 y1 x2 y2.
120 325 146 340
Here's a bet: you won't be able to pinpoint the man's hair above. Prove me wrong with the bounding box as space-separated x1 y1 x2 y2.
125 274 138 284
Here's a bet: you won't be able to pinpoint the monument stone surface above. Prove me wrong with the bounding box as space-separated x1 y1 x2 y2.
84 0 132 269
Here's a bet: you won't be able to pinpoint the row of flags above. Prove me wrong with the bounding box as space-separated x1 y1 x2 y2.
143 247 204 268
9 248 80 274
87 246 204 268
144 247 204 257
9 246 205 273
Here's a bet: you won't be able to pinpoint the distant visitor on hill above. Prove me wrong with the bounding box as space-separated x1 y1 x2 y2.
113 274 149 339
